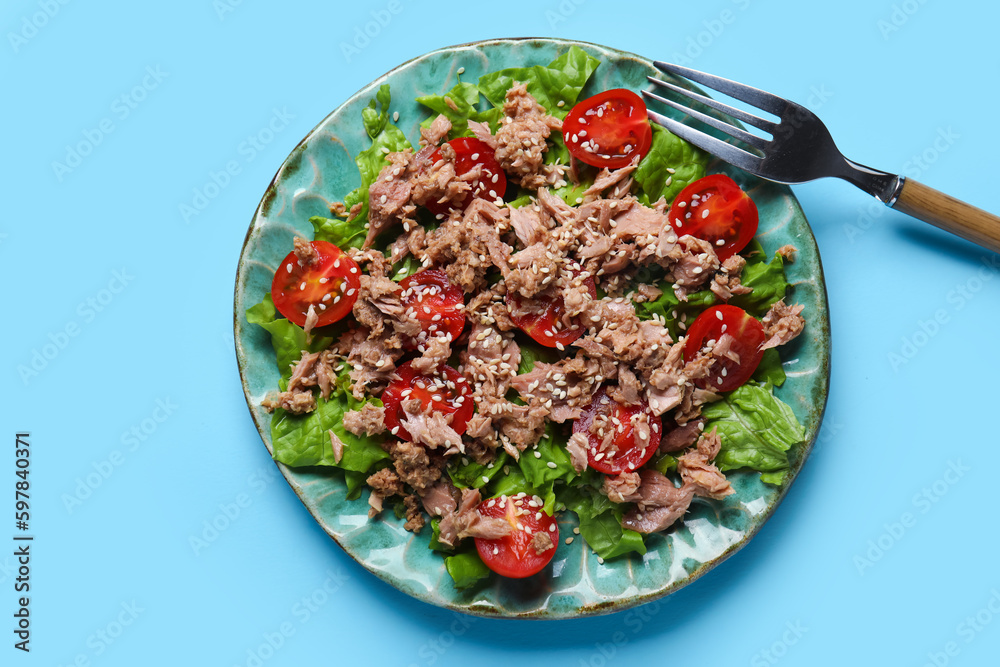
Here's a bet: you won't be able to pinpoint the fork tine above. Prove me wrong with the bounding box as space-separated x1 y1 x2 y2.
642 89 769 152
653 61 789 118
646 76 778 136
646 109 761 174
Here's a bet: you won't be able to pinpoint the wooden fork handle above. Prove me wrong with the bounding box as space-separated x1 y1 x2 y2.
892 178 1000 254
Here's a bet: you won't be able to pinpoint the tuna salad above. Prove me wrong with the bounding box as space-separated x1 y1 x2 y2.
247 47 808 587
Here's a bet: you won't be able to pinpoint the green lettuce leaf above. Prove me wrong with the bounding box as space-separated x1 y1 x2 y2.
416 81 495 140
428 517 454 553
337 85 413 251
482 466 557 515
632 283 716 338
246 295 307 380
449 451 510 489
632 240 790 335
517 424 577 488
245 294 331 381
310 214 367 250
752 348 786 387
247 295 388 474
702 383 805 484
653 452 678 475
553 179 592 207
728 246 788 317
477 46 600 120
344 470 368 500
577 511 647 560
517 342 560 374
445 550 491 589
269 369 389 473
633 124 709 207
390 254 423 281
561 485 646 559
560 482 612 520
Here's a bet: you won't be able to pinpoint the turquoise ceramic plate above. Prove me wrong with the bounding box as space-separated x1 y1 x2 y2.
234 38 830 619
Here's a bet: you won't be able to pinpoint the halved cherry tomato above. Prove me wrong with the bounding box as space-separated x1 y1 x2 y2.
271 240 361 327
381 360 474 441
474 494 558 578
563 89 653 169
668 174 758 262
425 137 507 216
683 304 765 392
398 269 465 350
507 277 597 349
573 386 662 475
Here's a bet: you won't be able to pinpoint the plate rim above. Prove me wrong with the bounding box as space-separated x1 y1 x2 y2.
233 36 831 620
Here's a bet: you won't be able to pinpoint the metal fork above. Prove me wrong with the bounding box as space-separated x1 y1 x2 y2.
644 62 1000 254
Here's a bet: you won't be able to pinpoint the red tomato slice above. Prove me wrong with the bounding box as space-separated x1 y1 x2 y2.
683 305 765 392
563 89 653 169
474 494 559 578
573 386 662 475
507 277 597 349
398 269 466 350
271 240 361 327
381 361 473 441
425 137 507 216
668 174 758 262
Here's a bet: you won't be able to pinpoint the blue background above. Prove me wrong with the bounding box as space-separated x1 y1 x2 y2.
4 0 1000 665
